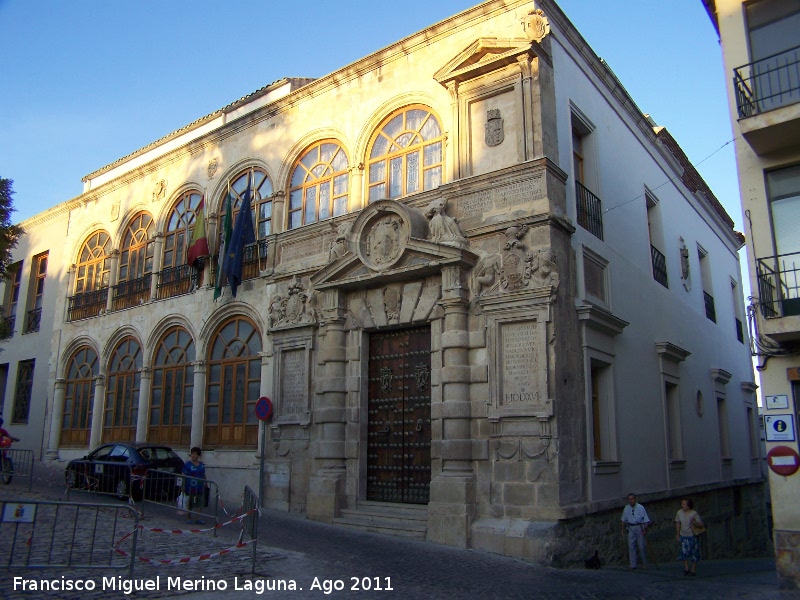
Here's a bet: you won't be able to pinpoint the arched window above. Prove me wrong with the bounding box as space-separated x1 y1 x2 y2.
205 317 261 447
114 212 154 310
288 141 350 229
159 191 204 298
61 347 99 447
69 231 112 321
367 106 443 202
104 337 142 442
149 326 195 446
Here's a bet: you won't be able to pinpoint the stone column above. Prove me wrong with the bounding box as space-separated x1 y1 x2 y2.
350 165 364 211
135 367 151 442
445 81 461 180
46 378 67 457
106 249 120 312
89 374 106 448
190 360 206 449
429 266 475 548
307 290 348 520
149 232 164 300
272 191 286 234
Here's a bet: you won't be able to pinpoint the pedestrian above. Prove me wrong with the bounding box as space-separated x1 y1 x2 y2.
620 492 650 570
675 497 703 576
182 447 206 525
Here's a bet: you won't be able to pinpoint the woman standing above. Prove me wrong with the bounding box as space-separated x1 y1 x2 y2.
675 497 703 576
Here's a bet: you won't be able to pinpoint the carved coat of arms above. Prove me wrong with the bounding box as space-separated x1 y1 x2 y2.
500 225 532 291
366 217 402 266
485 109 504 147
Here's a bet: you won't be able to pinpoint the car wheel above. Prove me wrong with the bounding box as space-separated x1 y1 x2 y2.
115 479 128 499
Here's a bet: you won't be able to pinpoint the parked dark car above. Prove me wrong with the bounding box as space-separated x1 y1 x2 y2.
65 442 184 501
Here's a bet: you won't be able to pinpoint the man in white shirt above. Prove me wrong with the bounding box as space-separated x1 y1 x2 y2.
620 493 650 569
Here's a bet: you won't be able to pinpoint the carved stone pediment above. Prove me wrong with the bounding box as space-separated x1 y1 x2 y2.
433 38 551 86
312 200 477 290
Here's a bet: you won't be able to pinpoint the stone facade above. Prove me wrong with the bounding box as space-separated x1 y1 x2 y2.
2 0 769 566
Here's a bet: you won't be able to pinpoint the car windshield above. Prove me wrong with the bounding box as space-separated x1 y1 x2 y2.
138 447 178 461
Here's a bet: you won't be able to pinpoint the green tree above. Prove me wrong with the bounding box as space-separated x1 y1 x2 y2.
0 178 24 340
0 178 24 280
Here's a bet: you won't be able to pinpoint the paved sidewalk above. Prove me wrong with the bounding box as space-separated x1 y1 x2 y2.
1 466 799 600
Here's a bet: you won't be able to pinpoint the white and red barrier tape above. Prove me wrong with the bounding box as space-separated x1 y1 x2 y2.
113 538 256 566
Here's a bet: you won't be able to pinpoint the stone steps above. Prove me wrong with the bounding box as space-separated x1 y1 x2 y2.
333 501 428 540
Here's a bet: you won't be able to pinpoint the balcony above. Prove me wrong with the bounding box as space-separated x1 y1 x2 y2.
734 45 800 154
576 181 604 241
651 245 668 288
156 264 196 300
112 275 152 311
24 308 41 334
67 288 108 322
242 240 269 282
757 251 800 327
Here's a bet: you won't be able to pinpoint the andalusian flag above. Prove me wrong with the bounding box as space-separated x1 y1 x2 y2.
186 196 210 266
214 193 233 300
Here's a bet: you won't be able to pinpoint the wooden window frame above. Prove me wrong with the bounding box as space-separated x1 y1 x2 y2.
149 326 195 447
61 347 98 447
288 140 350 229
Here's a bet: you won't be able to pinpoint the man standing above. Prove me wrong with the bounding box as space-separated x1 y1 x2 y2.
621 493 650 569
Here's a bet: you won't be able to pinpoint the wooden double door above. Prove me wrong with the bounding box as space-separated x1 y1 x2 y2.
366 326 431 504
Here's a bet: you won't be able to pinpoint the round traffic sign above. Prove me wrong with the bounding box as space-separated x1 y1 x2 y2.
767 445 800 477
255 397 273 421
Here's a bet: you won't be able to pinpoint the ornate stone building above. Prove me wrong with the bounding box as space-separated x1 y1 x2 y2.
2 0 768 564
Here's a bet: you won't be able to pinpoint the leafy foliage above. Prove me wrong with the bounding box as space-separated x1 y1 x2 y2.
0 178 24 280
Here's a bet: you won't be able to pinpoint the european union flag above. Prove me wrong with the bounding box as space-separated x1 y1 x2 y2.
224 177 255 297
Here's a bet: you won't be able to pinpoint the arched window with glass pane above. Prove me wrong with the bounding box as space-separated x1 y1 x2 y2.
160 192 204 299
114 212 155 310
149 326 195 446
69 231 112 321
61 347 99 447
104 337 142 442
205 317 261 447
367 106 444 202
216 168 273 282
288 141 350 229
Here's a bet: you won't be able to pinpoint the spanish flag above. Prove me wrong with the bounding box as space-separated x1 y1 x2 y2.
187 196 210 266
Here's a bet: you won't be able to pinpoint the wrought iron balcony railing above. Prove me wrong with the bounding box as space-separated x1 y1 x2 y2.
67 288 108 322
242 240 270 282
734 44 800 118
756 251 800 319
704 291 716 323
0 315 15 339
650 245 668 288
112 274 152 311
576 181 604 240
24 308 42 334
156 264 196 300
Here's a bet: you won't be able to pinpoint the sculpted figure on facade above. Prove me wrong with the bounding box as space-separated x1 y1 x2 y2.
530 249 559 289
472 253 501 297
500 225 533 291
328 221 352 262
269 276 316 328
425 198 466 248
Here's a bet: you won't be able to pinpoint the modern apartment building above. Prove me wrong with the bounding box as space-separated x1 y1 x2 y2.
704 0 800 589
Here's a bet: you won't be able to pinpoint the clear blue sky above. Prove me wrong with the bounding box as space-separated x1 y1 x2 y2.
0 0 737 231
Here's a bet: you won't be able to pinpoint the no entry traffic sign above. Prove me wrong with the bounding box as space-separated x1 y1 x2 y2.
255 396 273 421
767 445 800 477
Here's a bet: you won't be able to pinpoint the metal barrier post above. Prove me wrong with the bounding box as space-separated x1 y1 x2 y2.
242 485 259 576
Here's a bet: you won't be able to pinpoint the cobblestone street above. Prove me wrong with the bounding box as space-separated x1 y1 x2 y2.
1 468 799 600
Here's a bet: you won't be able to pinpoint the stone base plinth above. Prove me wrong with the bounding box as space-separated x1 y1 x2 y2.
306 470 344 521
427 473 476 547
471 518 559 562
775 529 800 590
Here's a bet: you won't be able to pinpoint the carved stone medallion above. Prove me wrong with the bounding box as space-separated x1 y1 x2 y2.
522 9 550 43
485 109 504 147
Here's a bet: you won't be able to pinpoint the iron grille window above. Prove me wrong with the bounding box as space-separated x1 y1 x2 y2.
650 245 668 288
704 291 717 323
575 181 604 240
735 318 744 343
0 315 14 340
24 308 42 334
12 359 34 423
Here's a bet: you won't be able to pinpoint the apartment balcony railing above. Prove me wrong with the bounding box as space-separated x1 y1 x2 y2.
156 264 196 300
734 45 800 119
24 308 42 334
704 291 716 323
576 181 604 241
112 274 151 311
651 245 668 288
67 288 108 322
242 240 269 282
0 315 15 339
756 251 800 319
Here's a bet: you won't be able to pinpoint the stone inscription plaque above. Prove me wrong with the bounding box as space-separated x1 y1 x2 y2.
500 321 539 405
458 175 546 219
280 349 307 416
281 234 331 262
